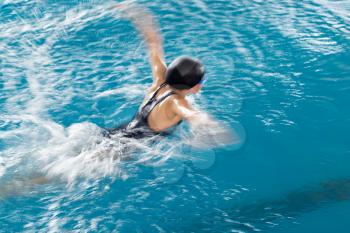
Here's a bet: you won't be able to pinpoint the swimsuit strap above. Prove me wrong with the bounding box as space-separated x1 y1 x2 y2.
149 82 167 101
125 83 180 132
140 82 167 111
147 89 176 115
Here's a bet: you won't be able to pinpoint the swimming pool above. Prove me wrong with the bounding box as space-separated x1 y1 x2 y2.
1 0 350 232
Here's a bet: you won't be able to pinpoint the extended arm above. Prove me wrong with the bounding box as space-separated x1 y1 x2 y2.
113 4 167 88
134 17 167 88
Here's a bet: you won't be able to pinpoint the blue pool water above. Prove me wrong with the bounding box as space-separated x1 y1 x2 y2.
1 0 350 232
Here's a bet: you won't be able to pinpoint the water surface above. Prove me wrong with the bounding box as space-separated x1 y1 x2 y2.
1 0 350 232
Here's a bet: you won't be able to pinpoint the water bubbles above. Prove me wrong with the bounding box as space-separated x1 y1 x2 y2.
190 148 216 170
153 158 185 184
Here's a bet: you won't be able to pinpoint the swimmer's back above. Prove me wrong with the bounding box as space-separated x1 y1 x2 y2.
143 84 184 132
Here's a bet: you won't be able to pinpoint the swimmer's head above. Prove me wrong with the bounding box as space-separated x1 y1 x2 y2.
165 56 205 93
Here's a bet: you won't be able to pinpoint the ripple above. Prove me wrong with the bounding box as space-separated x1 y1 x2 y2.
261 0 348 54
296 95 340 124
1 0 349 232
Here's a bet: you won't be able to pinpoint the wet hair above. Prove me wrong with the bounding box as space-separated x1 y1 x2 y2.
165 56 205 90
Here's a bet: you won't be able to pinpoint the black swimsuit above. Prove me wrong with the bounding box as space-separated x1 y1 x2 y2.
105 83 181 139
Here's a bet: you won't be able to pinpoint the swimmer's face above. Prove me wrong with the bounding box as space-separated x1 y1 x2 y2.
190 76 206 94
188 84 203 94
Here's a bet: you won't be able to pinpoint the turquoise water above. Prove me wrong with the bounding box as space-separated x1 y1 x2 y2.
1 0 350 232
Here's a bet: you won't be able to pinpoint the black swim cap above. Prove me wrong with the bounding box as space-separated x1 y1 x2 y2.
165 56 205 90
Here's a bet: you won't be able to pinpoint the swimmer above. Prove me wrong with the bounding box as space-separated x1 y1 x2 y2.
107 4 235 147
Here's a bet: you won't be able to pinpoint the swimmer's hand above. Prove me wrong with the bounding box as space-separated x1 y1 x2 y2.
172 99 238 148
111 3 166 87
110 3 155 35
187 113 239 149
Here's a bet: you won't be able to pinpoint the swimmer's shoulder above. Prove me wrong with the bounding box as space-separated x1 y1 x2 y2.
168 93 190 109
146 84 190 109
